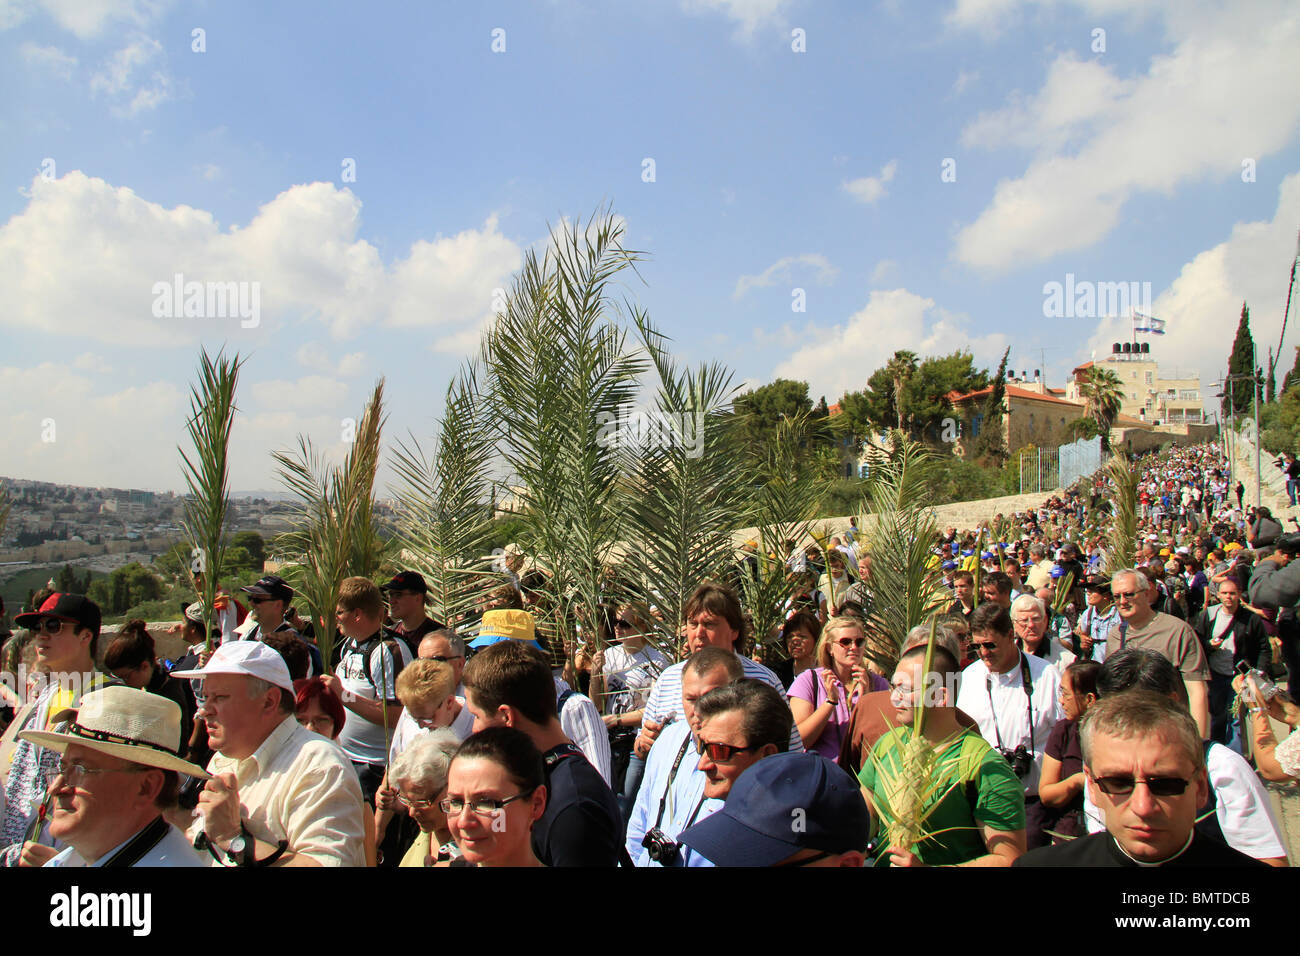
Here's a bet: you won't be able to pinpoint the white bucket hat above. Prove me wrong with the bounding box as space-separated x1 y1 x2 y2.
19 685 210 778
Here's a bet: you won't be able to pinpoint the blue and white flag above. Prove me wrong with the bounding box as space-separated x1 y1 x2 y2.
1133 311 1166 335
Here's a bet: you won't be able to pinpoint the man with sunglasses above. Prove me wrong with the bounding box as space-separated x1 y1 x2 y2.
238 575 322 678
956 603 1062 849
1105 569 1210 737
1016 691 1265 867
418 629 467 695
627 648 744 866
0 593 119 866
380 571 444 660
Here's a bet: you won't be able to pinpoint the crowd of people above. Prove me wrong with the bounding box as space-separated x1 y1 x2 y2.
0 440 1296 868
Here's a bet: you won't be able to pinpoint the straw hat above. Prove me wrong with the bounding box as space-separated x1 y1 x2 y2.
19 685 210 779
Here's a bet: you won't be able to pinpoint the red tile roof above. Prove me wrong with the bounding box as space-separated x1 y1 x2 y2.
946 385 1085 408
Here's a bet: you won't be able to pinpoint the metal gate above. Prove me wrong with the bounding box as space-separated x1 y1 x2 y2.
1018 446 1058 494
1059 436 1103 489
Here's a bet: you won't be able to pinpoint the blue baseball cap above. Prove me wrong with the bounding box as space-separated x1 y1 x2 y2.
960 549 974 557
981 551 994 560
1049 565 1067 579
941 560 957 571
677 752 870 866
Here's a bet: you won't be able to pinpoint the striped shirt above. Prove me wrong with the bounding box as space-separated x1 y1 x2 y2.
641 653 803 752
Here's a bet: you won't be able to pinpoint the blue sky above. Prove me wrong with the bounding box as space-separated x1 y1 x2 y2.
3 0 1299 492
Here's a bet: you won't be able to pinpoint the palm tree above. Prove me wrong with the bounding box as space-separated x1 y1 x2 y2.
885 351 919 433
1081 366 1124 452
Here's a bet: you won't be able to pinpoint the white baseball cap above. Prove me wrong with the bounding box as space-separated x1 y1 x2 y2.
171 640 295 693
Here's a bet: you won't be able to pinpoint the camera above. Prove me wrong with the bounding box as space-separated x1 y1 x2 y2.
641 828 681 865
998 744 1034 779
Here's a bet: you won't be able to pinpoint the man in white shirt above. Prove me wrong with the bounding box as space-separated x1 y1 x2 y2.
172 641 366 866
20 686 208 868
957 603 1062 850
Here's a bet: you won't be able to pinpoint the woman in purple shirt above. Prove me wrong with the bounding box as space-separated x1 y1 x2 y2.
788 616 889 763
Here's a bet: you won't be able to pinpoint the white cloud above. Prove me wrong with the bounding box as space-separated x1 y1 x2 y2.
953 1 1300 271
843 160 898 205
71 352 111 373
248 375 350 411
951 69 979 96
0 0 167 39
734 253 837 298
771 288 1010 402
0 171 525 347
1083 171 1300 410
20 42 77 80
870 259 899 284
295 343 366 377
197 163 221 182
679 0 793 39
90 34 174 115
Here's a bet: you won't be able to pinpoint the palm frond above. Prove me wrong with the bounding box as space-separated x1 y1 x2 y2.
273 380 387 666
1103 453 1137 575
481 208 649 655
860 432 948 673
177 348 243 650
391 363 498 629
619 311 750 651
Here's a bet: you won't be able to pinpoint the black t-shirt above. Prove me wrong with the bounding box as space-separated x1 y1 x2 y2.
532 744 624 867
1014 832 1268 867
388 616 444 658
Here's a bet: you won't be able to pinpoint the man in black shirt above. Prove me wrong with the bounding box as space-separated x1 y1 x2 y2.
461 637 624 866
1016 692 1264 867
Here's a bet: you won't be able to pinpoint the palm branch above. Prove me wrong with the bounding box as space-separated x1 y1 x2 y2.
1102 453 1137 575
619 313 749 653
273 379 388 667
390 363 499 631
860 432 948 674
480 209 648 657
737 411 832 658
178 348 243 651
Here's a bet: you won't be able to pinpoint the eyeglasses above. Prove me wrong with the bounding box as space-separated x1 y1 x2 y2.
396 791 439 811
835 638 866 648
44 760 151 789
440 788 538 817
969 641 1000 652
695 739 761 762
425 655 463 663
1111 590 1143 600
34 619 72 636
888 681 915 698
1091 774 1191 799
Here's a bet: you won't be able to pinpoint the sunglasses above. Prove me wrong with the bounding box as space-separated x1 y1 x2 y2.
695 739 761 762
1091 774 1190 798
34 619 73 636
835 638 866 648
615 619 634 629
425 654 463 663
1111 590 1143 600
969 641 1000 652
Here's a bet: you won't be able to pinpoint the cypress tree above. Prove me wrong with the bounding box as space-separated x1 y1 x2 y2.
975 347 1010 466
1225 302 1257 418
1282 346 1300 397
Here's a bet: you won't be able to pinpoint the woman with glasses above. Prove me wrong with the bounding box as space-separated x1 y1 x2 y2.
789 616 888 763
444 727 548 867
589 603 668 822
388 728 462 867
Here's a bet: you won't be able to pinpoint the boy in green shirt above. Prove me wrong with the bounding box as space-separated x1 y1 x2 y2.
859 642 1026 866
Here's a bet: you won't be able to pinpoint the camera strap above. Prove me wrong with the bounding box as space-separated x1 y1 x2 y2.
984 653 1035 754
653 733 695 832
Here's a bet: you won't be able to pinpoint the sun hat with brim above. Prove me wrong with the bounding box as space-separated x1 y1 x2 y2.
469 609 540 649
19 685 210 779
170 639 294 692
677 752 869 866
